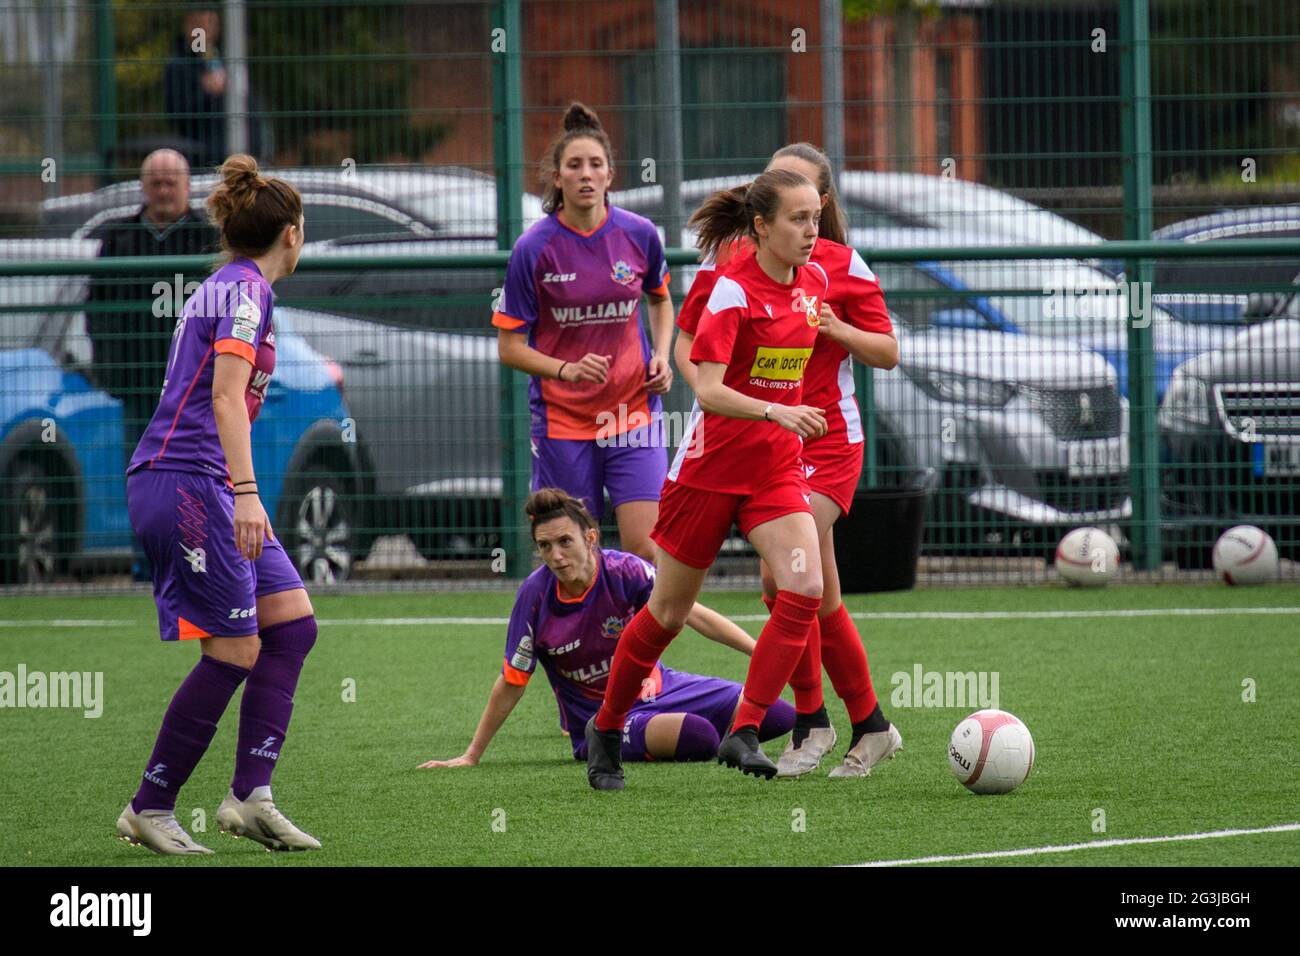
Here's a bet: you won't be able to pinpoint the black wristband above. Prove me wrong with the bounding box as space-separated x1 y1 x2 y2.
557 362 568 381
234 490 259 496
233 480 257 487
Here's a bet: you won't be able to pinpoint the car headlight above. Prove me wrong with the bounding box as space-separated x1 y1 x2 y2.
906 370 1017 407
1158 373 1210 427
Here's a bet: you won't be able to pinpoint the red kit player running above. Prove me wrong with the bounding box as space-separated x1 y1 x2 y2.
675 143 904 779
584 168 830 789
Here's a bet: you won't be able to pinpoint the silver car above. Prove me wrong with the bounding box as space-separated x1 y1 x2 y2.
877 326 1130 553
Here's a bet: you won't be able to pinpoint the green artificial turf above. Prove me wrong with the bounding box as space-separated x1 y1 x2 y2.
0 584 1296 867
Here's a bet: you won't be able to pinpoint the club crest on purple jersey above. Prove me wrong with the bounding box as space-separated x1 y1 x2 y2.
610 259 636 285
600 615 626 639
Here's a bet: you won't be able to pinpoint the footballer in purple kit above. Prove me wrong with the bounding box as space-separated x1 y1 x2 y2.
418 489 796 769
115 155 321 855
493 102 674 558
493 101 758 658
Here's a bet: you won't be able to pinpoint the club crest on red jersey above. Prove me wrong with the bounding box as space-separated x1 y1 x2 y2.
792 287 820 326
610 259 636 286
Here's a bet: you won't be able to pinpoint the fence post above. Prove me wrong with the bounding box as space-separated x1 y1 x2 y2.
1119 0 1160 570
493 0 529 578
94 0 117 184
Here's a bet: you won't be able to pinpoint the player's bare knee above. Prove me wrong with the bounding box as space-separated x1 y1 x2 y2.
649 599 691 633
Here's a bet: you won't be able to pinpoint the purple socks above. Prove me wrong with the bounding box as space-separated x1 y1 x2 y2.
757 698 797 742
131 656 250 813
673 714 722 761
231 615 317 801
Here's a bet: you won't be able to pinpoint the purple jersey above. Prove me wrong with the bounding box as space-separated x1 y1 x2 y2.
129 258 276 481
502 548 662 722
491 206 669 441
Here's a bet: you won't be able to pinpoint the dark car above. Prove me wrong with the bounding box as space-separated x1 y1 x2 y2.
1152 206 1300 326
42 167 544 244
1158 318 1300 565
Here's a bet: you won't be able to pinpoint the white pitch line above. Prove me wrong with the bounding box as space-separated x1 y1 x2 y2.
0 619 136 627
313 606 1300 626
5 606 1299 630
854 822 1300 867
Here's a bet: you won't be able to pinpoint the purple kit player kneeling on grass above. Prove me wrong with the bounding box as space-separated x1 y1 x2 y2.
418 489 795 769
115 154 320 855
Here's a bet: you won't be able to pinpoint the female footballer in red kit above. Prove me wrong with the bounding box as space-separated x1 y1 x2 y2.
674 143 904 779
584 168 831 789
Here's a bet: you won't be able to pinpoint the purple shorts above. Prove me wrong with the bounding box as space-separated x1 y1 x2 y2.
531 425 667 520
568 667 741 762
127 469 304 642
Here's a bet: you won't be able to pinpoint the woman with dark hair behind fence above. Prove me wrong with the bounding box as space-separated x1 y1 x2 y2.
585 168 833 789
116 154 321 854
674 142 903 780
493 101 756 660
417 488 794 769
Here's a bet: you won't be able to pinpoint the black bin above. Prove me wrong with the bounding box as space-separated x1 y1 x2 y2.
833 468 937 594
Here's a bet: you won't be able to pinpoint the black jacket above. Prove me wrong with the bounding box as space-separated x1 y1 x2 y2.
163 36 227 168
85 208 219 401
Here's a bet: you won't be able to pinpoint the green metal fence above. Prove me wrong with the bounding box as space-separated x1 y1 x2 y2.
2 0 1298 589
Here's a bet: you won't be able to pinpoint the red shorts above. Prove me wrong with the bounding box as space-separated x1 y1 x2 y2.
800 435 864 516
650 470 813 570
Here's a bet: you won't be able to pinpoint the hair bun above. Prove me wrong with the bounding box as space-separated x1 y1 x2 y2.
562 102 602 133
219 153 264 190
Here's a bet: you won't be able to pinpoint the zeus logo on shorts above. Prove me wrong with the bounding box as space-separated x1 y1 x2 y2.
177 489 208 573
228 606 255 619
181 544 206 574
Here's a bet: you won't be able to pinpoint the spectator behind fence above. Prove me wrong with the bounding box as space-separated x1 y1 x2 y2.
165 8 230 167
86 148 219 460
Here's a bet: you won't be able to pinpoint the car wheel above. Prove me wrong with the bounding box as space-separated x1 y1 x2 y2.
1 458 66 585
279 465 356 584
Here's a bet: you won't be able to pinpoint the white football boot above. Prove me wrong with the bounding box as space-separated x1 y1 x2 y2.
828 724 903 778
216 787 321 851
775 725 838 778
116 803 213 855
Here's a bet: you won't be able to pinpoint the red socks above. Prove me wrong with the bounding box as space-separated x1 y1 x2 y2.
765 594 824 714
594 606 679 732
818 602 878 723
733 590 822 732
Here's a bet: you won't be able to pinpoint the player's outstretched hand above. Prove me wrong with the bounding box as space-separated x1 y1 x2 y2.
645 354 673 394
563 353 612 385
417 752 479 769
233 492 274 561
770 404 828 439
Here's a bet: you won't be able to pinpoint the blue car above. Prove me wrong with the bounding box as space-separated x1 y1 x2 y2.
1152 206 1300 326
1 243 361 584
855 228 1235 403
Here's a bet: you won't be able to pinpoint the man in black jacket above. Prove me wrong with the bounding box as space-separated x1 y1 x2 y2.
86 148 218 458
163 8 227 168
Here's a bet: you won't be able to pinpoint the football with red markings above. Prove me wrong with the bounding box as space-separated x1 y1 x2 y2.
948 709 1035 795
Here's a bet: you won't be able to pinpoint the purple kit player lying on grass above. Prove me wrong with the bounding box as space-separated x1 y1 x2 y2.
115 154 320 855
418 489 795 769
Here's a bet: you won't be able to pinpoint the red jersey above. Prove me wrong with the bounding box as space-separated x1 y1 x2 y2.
678 237 892 447
667 253 829 495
